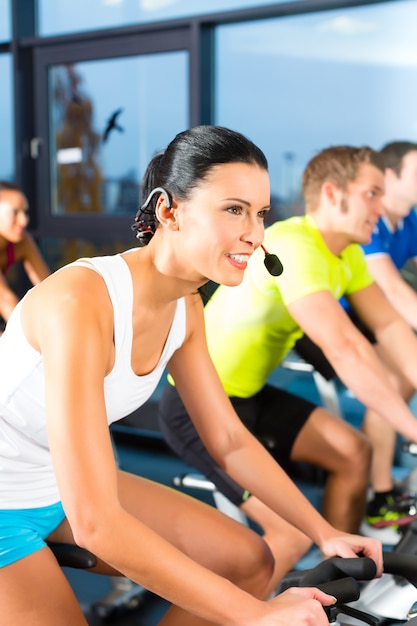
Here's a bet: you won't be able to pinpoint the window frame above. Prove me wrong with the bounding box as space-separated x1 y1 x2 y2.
32 27 200 238
7 0 404 239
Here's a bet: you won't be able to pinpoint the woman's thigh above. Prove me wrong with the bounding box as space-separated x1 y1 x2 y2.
0 546 87 626
116 470 271 577
48 469 272 583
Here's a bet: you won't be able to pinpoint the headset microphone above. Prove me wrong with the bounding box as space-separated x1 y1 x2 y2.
261 245 283 277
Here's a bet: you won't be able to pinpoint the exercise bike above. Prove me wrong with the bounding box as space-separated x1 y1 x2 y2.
279 551 417 625
48 533 417 625
345 440 417 624
279 439 417 625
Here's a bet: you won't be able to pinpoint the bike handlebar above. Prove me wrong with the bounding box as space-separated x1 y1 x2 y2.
314 576 360 604
280 551 417 592
279 551 417 624
279 556 377 594
383 551 417 587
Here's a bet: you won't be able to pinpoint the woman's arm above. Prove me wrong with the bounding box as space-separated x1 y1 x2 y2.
0 234 49 323
23 271 334 626
0 271 19 321
18 231 50 285
167 294 383 574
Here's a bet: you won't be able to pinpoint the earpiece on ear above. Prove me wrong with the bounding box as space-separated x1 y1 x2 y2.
131 187 172 244
141 187 172 211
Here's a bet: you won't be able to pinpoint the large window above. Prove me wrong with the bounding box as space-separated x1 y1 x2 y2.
37 0 302 36
0 53 14 180
0 0 10 42
48 52 188 216
8 0 417 269
40 235 135 272
216 0 417 221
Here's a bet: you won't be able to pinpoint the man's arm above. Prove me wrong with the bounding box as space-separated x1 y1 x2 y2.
366 254 417 330
167 293 383 571
288 286 417 442
349 282 417 389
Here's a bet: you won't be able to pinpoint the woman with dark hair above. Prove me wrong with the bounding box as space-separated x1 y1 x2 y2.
0 126 380 625
0 181 50 330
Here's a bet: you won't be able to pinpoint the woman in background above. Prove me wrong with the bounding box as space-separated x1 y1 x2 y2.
0 181 50 331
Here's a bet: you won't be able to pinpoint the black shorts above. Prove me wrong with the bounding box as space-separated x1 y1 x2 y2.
158 383 316 507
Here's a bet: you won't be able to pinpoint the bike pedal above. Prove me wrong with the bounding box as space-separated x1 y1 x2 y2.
92 581 147 620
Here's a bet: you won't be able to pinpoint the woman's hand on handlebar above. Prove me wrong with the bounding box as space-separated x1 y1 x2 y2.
319 532 383 577
256 587 336 626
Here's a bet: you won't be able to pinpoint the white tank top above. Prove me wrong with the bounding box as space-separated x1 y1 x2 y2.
0 250 186 508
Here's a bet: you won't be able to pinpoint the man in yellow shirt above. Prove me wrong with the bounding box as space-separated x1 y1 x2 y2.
159 145 417 586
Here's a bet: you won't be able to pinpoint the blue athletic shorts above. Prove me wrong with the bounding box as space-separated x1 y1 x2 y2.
0 501 66 567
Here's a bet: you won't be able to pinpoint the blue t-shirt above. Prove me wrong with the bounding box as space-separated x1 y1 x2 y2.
362 211 417 270
341 210 417 312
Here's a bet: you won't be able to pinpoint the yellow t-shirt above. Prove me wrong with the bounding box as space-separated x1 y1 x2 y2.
203 214 374 398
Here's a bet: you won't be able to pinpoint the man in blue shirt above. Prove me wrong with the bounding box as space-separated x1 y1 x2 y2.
362 141 417 326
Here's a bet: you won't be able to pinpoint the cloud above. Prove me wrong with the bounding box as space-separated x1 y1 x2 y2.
224 9 417 68
316 15 378 35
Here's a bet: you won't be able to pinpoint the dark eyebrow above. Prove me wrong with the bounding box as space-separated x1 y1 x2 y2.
225 197 271 210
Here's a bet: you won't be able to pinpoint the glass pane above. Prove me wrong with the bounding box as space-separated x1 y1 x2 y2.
49 51 188 216
38 0 302 36
215 0 417 221
0 0 11 41
0 54 14 180
40 236 134 272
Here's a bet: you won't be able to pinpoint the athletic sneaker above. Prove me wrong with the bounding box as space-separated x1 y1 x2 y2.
365 488 417 529
359 520 402 546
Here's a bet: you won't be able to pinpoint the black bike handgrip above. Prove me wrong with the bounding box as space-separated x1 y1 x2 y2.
47 542 97 569
316 576 360 604
324 557 377 581
383 551 417 587
278 569 305 591
302 557 376 585
278 556 377 594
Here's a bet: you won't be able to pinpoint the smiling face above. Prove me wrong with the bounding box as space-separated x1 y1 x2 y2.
0 189 29 243
334 163 385 245
165 161 270 287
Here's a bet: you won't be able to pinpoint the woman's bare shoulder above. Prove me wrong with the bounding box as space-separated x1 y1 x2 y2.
22 263 113 348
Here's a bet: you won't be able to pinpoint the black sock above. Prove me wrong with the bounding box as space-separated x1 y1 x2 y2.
368 489 393 513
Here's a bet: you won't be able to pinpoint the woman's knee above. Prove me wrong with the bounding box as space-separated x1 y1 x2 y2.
228 527 275 596
265 526 312 567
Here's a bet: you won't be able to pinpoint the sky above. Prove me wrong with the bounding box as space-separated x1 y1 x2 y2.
216 1 417 200
37 0 300 35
